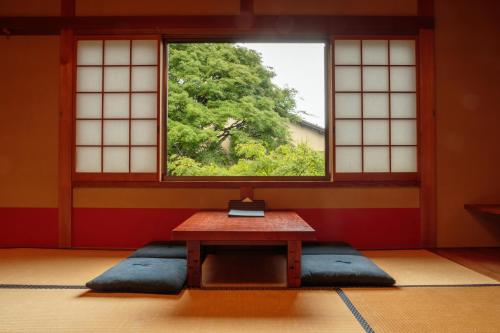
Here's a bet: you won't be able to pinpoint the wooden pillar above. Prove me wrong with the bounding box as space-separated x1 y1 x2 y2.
419 28 437 248
418 0 434 17
58 0 75 248
187 240 201 287
240 0 254 14
287 240 302 287
240 186 254 200
417 0 436 248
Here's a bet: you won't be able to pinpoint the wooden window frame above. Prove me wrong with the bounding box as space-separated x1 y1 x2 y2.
161 38 332 182
332 35 420 183
70 34 425 188
72 35 162 182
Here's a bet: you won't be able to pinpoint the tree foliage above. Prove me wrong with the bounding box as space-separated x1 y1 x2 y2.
167 43 324 176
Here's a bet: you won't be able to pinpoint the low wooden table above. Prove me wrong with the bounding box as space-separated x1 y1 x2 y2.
171 211 316 288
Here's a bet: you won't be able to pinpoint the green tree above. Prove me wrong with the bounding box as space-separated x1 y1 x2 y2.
167 43 324 176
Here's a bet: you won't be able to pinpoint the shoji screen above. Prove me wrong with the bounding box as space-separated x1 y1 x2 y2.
333 39 417 177
75 39 159 178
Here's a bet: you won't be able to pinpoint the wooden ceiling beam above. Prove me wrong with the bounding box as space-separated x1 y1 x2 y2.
0 15 433 37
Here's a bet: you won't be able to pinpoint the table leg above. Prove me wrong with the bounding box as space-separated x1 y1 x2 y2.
287 240 302 288
187 240 201 288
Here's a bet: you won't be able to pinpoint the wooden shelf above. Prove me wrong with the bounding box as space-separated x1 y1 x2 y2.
464 204 500 215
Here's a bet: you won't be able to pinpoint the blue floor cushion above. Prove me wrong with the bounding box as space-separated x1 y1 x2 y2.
301 243 395 286
86 258 187 294
302 242 362 256
128 241 186 259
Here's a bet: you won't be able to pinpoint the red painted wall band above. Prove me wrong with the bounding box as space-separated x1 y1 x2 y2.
72 207 420 249
72 208 198 249
296 208 420 249
0 207 420 249
0 208 58 248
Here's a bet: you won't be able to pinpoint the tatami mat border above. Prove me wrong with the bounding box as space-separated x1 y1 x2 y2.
337 288 375 333
1 284 499 290
0 284 88 289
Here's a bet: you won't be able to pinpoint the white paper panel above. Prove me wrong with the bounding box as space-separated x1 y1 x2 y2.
391 120 417 145
362 40 388 65
104 67 130 92
391 146 417 172
76 147 101 172
335 93 361 118
77 67 102 92
131 120 157 145
131 67 157 92
364 147 390 172
335 147 362 172
390 40 415 65
391 93 416 118
390 67 416 92
335 120 361 145
363 120 389 145
76 120 101 145
104 40 130 65
132 40 158 65
363 93 389 118
104 93 129 118
335 66 361 91
77 41 102 65
76 93 101 118
334 40 360 65
103 120 129 145
131 93 157 118
103 147 129 172
363 67 388 91
131 147 157 172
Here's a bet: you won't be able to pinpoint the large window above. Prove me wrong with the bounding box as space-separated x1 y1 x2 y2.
165 42 327 178
73 36 420 183
74 38 160 180
333 38 418 181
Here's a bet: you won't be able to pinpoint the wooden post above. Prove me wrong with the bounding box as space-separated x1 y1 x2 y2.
287 240 302 287
240 0 254 14
58 0 75 248
187 240 201 287
419 28 437 248
240 186 254 200
418 0 434 17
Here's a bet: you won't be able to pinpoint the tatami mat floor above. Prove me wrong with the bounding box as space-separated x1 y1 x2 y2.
0 249 499 333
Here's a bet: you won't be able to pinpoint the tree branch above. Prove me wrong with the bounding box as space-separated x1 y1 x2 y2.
217 120 245 143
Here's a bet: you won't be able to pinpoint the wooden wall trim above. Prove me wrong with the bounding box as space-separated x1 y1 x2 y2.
240 0 254 14
58 0 75 248
418 28 436 248
418 0 434 17
0 15 433 36
61 0 76 17
58 28 73 248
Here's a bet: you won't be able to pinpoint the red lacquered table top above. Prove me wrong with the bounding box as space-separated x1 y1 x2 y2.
171 211 316 241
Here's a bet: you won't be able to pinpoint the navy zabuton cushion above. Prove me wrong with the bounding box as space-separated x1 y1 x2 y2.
301 243 395 287
128 241 186 259
86 258 187 294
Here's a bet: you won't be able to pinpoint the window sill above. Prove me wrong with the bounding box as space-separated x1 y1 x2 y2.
72 179 419 188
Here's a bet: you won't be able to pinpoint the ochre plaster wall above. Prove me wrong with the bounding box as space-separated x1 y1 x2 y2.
0 36 59 208
73 187 419 209
434 0 500 247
